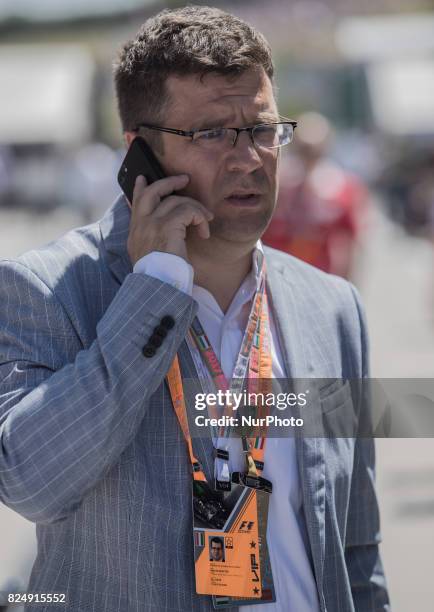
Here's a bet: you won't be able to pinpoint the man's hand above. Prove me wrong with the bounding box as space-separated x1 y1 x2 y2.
127 174 214 265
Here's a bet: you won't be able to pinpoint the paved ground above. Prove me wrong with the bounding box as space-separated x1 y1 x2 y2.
358 207 434 611
0 202 433 610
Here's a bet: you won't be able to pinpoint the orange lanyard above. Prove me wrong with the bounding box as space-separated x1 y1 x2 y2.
240 290 272 476
166 287 272 482
166 355 207 482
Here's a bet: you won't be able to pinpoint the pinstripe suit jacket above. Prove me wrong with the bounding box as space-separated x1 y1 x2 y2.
0 195 389 612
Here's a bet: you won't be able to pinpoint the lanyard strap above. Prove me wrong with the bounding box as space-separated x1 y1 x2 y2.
187 301 265 481
243 289 272 475
189 274 265 434
166 355 207 482
188 285 264 439
166 271 272 482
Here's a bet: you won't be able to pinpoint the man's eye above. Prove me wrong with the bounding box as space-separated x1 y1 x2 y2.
254 125 276 136
253 124 278 145
195 128 226 141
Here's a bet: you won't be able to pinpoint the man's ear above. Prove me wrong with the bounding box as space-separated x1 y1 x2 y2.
124 132 136 148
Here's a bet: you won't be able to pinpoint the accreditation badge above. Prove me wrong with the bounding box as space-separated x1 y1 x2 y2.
192 476 275 608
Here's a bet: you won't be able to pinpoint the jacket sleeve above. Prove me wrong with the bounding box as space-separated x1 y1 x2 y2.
0 261 197 524
344 284 391 611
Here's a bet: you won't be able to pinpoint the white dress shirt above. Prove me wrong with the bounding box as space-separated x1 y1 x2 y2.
134 248 320 612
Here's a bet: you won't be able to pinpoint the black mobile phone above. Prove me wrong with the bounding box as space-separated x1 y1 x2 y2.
117 136 166 204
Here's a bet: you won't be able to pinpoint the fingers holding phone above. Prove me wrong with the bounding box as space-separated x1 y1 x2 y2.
118 136 213 264
127 174 213 265
131 173 188 214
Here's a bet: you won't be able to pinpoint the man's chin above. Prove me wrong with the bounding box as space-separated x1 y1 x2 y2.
209 213 271 243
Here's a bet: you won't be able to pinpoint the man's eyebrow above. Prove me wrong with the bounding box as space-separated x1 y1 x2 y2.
190 111 279 131
190 117 234 130
255 111 280 123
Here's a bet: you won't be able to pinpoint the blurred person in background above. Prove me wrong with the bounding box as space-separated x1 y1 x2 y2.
263 112 369 279
407 151 434 321
406 151 434 236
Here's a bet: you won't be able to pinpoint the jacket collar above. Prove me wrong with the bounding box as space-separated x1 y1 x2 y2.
99 194 132 284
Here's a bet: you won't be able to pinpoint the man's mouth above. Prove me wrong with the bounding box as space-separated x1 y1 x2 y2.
224 192 262 206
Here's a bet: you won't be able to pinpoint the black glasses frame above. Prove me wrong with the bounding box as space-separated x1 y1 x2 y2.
132 121 297 147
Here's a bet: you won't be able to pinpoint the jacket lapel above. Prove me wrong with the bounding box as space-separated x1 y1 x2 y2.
265 248 326 609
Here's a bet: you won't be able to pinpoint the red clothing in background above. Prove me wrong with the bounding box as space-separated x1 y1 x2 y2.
263 158 367 277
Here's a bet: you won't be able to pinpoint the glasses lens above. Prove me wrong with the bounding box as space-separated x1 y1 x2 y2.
278 123 294 146
253 123 294 148
252 124 279 148
192 124 295 149
192 128 231 148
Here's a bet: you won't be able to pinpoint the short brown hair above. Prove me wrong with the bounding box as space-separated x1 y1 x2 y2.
113 5 274 133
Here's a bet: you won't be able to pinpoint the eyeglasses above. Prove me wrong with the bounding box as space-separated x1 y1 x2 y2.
132 121 297 150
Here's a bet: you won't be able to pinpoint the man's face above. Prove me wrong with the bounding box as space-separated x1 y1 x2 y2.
156 68 280 249
210 540 224 561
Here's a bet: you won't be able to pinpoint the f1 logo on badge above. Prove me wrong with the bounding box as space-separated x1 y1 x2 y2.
238 520 254 532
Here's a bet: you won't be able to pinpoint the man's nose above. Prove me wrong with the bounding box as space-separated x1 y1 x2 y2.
226 131 264 173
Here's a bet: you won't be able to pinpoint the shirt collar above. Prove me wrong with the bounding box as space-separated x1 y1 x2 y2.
224 241 264 314
241 240 264 298
253 240 265 291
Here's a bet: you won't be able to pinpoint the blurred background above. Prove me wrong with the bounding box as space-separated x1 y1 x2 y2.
1 0 434 610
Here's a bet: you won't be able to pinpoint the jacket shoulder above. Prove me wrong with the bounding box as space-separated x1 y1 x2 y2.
6 219 102 286
263 245 367 376
263 245 354 298
0 218 116 345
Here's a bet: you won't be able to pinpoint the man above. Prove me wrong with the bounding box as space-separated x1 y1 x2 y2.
0 6 389 612
209 538 224 563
